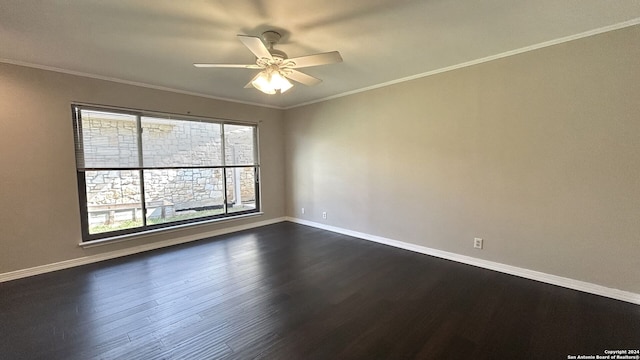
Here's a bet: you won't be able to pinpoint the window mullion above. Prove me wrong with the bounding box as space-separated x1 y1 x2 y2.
254 166 260 212
136 114 148 227
221 124 228 214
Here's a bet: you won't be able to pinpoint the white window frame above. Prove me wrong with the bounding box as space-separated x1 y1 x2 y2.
72 104 261 242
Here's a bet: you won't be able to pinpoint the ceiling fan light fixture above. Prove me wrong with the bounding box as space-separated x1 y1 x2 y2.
272 72 293 93
251 72 276 94
251 70 293 94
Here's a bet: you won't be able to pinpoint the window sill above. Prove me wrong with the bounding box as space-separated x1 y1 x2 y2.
79 212 264 248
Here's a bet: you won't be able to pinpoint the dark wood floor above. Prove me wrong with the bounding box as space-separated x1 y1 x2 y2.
1 222 638 359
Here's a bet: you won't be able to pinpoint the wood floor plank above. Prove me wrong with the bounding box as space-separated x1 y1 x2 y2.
1 222 638 359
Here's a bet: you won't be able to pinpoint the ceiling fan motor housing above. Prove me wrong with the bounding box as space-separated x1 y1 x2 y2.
262 31 288 60
262 31 282 45
269 49 288 60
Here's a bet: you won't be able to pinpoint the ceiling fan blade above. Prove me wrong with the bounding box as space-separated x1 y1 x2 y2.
194 63 261 69
238 35 273 60
288 51 342 68
285 70 322 86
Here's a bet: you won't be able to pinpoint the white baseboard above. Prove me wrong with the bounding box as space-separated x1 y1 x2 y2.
285 217 640 305
4 216 638 305
0 217 287 283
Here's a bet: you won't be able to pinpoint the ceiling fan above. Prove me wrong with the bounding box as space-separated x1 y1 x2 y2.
194 30 343 94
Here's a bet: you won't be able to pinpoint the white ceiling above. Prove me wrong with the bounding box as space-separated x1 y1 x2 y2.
1 1 639 109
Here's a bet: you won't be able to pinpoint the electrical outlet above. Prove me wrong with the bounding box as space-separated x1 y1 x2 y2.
474 238 483 249
322 212 327 219
301 207 305 214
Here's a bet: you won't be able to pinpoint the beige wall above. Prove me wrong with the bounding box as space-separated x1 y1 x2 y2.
0 63 285 273
284 25 640 293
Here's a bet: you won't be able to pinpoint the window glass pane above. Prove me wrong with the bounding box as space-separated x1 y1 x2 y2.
143 168 224 224
226 167 257 213
85 170 143 234
141 117 222 167
224 124 256 165
80 110 139 168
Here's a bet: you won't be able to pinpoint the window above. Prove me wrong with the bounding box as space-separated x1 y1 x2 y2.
72 105 260 241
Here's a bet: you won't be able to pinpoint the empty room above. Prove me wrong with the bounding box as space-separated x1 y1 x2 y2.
1 1 639 359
